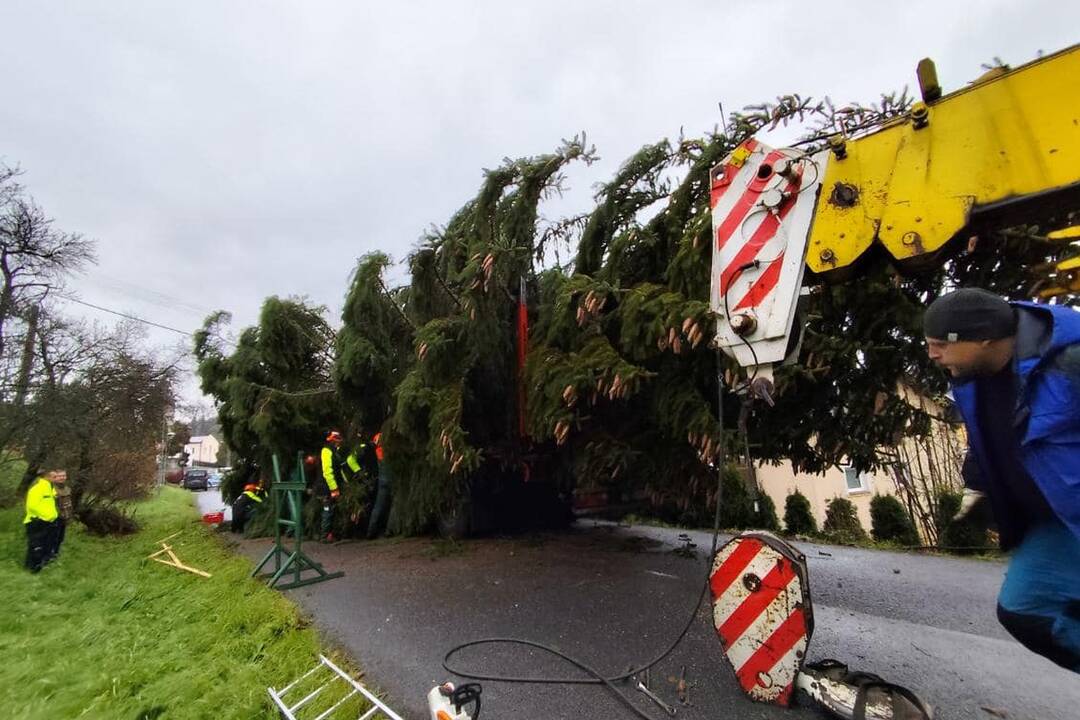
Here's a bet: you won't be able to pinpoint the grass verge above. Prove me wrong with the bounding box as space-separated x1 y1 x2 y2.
0 464 366 720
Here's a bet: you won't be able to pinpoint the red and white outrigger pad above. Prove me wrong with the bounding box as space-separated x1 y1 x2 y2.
709 531 814 706
710 139 826 378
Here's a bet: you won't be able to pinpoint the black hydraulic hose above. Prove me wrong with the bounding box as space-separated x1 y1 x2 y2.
441 352 731 718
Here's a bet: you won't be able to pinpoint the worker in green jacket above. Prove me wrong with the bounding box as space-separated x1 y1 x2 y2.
366 431 392 539
319 430 361 542
49 470 72 560
24 470 63 572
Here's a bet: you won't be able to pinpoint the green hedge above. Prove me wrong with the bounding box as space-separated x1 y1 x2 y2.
869 494 921 546
783 490 817 535
823 496 868 543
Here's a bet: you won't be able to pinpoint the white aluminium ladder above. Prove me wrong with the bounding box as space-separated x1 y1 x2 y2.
268 655 405 720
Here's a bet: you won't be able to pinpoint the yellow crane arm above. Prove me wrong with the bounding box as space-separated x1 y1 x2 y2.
806 44 1080 282
711 45 1080 380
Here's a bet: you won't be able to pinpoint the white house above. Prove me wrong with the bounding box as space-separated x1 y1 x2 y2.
184 435 221 467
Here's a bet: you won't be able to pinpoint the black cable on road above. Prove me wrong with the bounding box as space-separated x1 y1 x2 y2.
442 350 732 719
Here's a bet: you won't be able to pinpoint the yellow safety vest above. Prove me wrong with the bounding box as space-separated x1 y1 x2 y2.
243 490 263 503
24 477 58 524
322 445 364 491
320 446 340 491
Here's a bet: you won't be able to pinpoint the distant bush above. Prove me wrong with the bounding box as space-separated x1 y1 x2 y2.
870 494 921 545
783 490 817 535
652 467 777 531
752 492 780 531
0 461 21 509
78 502 139 536
719 467 756 529
823 497 868 543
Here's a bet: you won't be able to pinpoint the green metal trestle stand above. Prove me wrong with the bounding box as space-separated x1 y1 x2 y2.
251 452 344 590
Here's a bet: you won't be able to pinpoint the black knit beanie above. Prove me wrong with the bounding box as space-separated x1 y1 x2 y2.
923 288 1016 342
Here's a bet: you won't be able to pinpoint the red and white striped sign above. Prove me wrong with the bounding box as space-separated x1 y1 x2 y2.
710 139 826 368
709 532 813 706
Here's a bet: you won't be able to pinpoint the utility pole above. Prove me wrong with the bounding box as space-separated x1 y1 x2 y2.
159 415 167 488
159 409 172 489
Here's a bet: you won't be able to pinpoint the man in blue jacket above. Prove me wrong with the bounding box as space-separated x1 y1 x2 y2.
924 288 1080 672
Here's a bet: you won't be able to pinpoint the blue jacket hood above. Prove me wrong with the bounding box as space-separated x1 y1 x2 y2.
1012 301 1080 362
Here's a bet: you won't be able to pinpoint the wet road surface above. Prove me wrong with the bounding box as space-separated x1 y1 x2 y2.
195 491 1079 720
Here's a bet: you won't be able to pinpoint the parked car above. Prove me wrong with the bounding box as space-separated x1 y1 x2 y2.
207 471 222 489
182 469 209 491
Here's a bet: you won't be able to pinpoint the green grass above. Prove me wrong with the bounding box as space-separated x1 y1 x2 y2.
0 464 367 720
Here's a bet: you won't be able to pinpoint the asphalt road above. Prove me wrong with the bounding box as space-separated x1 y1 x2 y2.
194 492 1080 720
194 487 231 522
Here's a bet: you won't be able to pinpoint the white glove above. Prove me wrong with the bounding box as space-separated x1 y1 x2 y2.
953 488 985 522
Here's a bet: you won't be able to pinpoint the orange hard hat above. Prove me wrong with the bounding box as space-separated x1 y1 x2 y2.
244 483 259 492
326 430 343 443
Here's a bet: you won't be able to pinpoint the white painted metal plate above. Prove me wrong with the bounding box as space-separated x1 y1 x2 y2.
710 139 828 367
709 531 813 706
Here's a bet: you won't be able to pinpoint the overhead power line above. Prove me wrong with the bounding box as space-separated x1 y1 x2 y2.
85 272 216 317
57 295 194 337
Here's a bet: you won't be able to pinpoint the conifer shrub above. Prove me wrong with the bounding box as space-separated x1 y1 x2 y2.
719 467 756 529
869 494 921 546
823 496 868 543
752 492 780 531
783 490 817 535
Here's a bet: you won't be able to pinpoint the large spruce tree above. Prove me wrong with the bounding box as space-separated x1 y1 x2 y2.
195 91 1074 534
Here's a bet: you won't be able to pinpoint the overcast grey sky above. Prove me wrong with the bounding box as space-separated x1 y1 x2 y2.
2 1 1077 407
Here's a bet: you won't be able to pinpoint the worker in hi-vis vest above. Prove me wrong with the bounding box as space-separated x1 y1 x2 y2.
24 470 64 572
320 430 360 542
231 482 264 534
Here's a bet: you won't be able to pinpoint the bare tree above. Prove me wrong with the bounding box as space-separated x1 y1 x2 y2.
0 164 174 532
14 317 177 526
0 165 95 373
882 386 966 545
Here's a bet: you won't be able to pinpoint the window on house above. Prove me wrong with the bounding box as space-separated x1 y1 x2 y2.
843 466 871 493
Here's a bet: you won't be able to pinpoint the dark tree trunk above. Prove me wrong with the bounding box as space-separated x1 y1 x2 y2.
0 251 14 362
14 304 38 407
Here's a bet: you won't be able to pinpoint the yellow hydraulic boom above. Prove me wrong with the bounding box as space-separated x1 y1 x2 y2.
711 44 1080 377
806 44 1080 291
